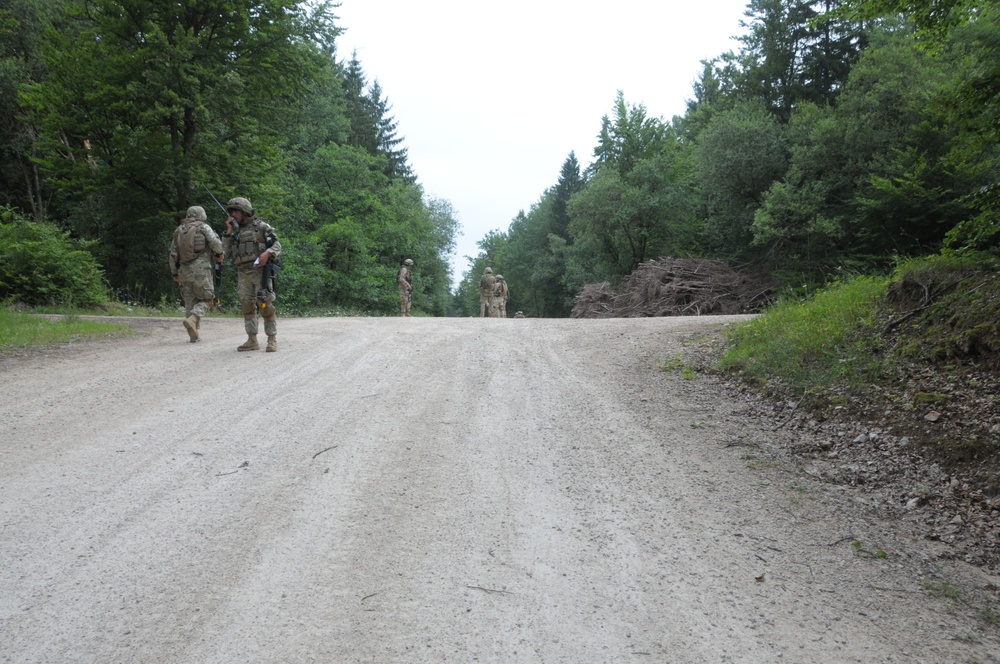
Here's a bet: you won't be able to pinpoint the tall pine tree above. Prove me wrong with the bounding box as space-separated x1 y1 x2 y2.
737 0 867 121
341 53 412 182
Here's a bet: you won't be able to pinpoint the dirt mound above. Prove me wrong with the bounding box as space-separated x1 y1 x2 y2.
884 256 1000 370
571 257 775 318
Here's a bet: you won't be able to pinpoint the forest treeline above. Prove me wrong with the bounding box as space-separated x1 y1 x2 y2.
0 0 458 315
1 0 996 318
452 0 999 317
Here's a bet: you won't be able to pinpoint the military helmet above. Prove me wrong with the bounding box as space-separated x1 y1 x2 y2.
403 258 414 266
225 197 254 215
184 205 207 222
484 267 493 274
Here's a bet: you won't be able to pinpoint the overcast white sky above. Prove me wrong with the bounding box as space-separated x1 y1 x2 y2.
333 0 750 286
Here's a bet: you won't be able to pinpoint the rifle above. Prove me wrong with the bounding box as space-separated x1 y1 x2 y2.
256 231 280 310
213 260 223 306
203 184 228 306
257 261 280 310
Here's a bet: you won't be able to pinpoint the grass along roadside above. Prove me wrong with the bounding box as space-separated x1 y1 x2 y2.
712 253 1000 571
0 307 132 353
718 275 888 392
718 252 1000 395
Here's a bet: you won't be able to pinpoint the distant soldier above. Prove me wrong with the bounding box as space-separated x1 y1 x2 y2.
493 274 509 318
222 197 282 352
397 258 414 317
169 206 223 343
479 267 496 317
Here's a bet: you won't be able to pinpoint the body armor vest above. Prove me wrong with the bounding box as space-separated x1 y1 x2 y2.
233 220 267 267
174 222 207 263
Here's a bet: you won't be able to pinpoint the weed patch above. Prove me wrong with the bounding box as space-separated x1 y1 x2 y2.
0 308 130 352
719 276 887 392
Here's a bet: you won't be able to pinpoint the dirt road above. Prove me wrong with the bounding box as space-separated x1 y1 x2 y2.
1 316 997 663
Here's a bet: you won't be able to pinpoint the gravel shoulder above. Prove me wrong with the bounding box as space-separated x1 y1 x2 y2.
1 316 998 663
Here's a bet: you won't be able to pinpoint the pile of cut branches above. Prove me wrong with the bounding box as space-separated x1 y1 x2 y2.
571 257 775 318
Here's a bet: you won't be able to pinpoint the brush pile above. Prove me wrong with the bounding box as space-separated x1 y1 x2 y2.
571 257 775 318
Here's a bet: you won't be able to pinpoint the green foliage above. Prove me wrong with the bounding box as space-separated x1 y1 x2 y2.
940 6 1000 251
4 0 998 317
719 275 888 390
658 353 686 371
459 1 999 313
0 2 459 314
752 28 979 278
835 2 1000 251
592 91 667 173
474 153 587 318
697 100 788 258
296 139 457 314
570 143 699 277
0 0 69 220
720 250 1000 424
737 0 867 121
562 94 702 284
15 0 341 299
850 539 889 558
0 206 107 306
839 0 981 42
341 56 412 182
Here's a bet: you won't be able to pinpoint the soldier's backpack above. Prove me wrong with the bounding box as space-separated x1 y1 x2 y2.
174 223 207 263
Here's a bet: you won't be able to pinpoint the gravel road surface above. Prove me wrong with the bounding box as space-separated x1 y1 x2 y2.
1 316 997 663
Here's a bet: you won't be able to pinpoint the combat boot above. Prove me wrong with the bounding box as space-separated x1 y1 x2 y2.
238 335 259 352
183 315 200 342
266 335 277 353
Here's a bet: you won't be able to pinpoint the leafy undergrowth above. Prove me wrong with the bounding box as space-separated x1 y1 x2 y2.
709 252 1000 570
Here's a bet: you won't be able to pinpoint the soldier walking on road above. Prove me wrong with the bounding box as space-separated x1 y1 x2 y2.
479 267 496 317
493 274 509 318
398 258 414 317
221 197 282 352
170 205 223 343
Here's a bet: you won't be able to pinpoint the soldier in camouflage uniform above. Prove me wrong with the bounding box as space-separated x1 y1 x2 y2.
397 258 414 317
221 197 282 352
169 205 223 343
493 274 509 318
479 267 496 317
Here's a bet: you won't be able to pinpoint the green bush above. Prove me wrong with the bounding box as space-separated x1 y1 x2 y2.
0 207 108 307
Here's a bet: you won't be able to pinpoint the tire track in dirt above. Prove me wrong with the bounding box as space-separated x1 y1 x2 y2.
1 316 997 663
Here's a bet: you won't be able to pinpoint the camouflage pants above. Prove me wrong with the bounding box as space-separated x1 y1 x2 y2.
480 293 495 317
399 287 411 315
177 263 214 319
236 264 276 336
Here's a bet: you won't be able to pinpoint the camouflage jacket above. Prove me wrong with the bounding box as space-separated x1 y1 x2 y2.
397 265 412 290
